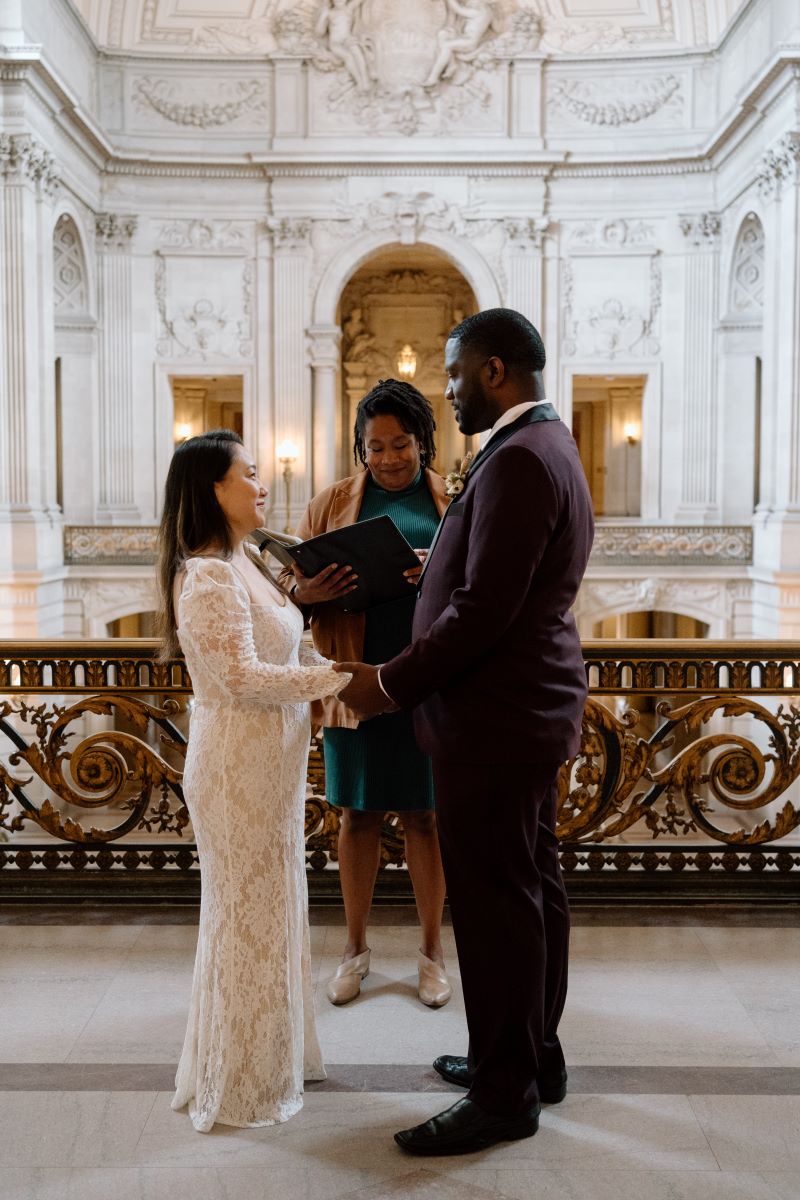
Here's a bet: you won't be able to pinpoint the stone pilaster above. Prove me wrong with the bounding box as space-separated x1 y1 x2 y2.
676 212 721 521
307 323 341 493
752 133 800 633
95 212 140 523
503 218 547 326
0 133 62 587
268 218 312 525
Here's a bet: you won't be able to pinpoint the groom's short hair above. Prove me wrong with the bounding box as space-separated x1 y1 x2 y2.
449 308 546 374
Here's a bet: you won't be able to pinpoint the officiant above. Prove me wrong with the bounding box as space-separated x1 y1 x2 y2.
282 380 450 1008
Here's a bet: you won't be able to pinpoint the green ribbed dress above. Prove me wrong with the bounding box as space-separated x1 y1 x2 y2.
323 471 440 812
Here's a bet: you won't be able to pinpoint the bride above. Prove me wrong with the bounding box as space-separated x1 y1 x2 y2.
157 429 350 1132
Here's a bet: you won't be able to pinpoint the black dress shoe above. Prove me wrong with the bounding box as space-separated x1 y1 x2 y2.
394 1097 540 1156
432 1054 568 1104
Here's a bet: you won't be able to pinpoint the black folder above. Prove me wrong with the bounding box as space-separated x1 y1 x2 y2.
259 516 421 613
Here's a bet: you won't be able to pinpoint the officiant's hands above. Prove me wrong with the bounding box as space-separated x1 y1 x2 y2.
333 662 397 719
403 548 428 587
291 562 358 605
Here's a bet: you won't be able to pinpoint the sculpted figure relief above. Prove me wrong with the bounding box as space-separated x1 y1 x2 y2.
425 0 496 87
315 0 372 91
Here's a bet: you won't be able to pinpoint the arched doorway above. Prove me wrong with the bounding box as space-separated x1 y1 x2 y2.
336 245 478 478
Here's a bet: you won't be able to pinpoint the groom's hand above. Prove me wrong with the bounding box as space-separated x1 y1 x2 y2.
333 662 396 719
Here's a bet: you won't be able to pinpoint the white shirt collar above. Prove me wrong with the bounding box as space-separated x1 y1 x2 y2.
483 399 550 446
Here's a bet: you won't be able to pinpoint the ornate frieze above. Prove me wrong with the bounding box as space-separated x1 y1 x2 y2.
756 132 800 200
589 526 753 567
0 134 59 197
567 218 656 249
679 212 721 247
157 219 250 252
132 76 269 128
549 74 682 128
95 213 138 249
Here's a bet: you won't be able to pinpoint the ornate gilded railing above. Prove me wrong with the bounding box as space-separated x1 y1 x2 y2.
1 639 799 900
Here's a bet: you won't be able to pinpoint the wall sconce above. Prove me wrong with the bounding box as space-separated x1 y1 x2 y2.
396 344 417 379
175 422 192 443
276 439 299 534
623 422 639 446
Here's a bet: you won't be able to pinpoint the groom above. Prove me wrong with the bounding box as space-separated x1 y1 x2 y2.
336 308 594 1155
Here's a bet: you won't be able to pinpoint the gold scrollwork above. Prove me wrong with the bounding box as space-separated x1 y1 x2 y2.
0 695 188 843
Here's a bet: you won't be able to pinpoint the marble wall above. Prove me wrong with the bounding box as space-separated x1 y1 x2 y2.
0 0 798 637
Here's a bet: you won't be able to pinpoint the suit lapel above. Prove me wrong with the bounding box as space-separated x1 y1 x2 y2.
417 403 559 588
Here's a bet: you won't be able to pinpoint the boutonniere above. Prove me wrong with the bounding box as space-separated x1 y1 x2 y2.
444 451 473 499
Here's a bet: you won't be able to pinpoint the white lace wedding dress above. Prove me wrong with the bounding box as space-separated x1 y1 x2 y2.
171 557 344 1132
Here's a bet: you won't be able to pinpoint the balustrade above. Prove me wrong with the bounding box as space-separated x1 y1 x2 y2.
1 638 798 900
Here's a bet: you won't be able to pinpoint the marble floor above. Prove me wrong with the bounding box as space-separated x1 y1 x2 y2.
2 905 800 1200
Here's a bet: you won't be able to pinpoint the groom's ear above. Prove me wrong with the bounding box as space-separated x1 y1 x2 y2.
484 356 506 388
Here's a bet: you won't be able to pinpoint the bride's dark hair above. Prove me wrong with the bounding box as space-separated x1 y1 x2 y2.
157 429 276 659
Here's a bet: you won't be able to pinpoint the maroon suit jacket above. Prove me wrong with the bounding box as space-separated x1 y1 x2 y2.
380 405 594 764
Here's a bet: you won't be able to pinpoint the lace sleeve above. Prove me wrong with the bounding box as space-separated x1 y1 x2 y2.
298 638 335 669
178 559 348 704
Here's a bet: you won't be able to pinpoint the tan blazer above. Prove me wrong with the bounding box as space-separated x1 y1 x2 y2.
281 468 449 729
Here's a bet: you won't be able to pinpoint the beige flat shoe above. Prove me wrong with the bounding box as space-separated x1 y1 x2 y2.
418 951 452 1008
326 949 370 1005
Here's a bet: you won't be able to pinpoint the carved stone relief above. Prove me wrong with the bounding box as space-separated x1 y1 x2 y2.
562 254 662 360
757 133 800 199
728 214 765 317
307 189 509 295
679 212 721 247
548 73 683 129
576 577 726 624
155 253 254 360
0 134 59 197
53 215 88 315
132 76 269 129
567 218 657 249
157 220 251 252
276 0 528 135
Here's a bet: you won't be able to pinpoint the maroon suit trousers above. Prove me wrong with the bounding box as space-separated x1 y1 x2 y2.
433 756 569 1115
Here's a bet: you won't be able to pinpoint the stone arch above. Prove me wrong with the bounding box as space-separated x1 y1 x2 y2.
727 211 765 320
308 229 502 490
312 229 502 325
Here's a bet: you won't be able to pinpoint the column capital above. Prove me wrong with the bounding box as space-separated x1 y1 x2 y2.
307 323 341 368
679 212 721 248
757 132 800 201
503 216 549 252
95 212 138 250
0 133 59 198
267 216 312 252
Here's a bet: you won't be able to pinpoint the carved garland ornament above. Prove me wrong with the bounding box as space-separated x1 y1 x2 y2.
551 74 681 127
133 77 267 128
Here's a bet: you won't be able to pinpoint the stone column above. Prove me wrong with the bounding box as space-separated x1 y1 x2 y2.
308 324 341 493
95 213 140 523
268 218 312 527
752 133 800 633
676 212 721 521
0 133 62 585
503 218 547 325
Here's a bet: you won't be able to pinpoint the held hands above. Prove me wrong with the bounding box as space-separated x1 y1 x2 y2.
333 662 397 720
292 561 358 606
403 548 428 587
